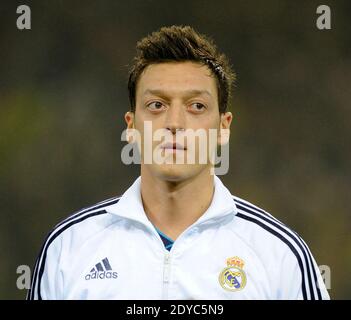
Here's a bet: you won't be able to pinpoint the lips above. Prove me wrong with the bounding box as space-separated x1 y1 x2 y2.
160 142 187 150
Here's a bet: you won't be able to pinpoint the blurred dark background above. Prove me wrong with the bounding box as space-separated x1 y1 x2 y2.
0 0 350 299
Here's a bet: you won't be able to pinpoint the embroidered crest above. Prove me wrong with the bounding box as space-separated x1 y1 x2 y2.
218 256 247 291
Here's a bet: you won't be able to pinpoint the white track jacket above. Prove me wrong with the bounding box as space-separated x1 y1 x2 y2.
27 176 330 300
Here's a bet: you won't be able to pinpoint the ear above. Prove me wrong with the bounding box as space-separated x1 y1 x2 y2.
218 112 233 145
124 111 136 143
125 111 135 128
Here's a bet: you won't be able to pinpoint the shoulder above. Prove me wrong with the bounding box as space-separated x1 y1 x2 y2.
230 194 325 300
27 195 122 300
42 195 122 252
231 194 309 258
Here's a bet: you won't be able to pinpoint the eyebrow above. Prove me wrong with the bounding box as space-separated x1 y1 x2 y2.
142 89 212 98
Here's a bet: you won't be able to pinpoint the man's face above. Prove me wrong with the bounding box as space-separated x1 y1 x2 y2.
125 61 232 182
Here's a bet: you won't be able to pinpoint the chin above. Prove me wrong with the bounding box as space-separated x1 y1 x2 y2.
152 164 207 182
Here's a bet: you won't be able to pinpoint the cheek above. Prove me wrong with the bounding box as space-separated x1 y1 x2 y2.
191 116 220 131
134 116 143 132
134 119 162 147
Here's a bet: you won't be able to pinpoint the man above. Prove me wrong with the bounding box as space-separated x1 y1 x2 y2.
27 25 329 299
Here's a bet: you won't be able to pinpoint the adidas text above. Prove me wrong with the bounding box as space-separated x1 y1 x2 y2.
85 271 118 280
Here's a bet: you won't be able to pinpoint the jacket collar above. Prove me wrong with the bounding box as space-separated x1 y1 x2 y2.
105 175 237 228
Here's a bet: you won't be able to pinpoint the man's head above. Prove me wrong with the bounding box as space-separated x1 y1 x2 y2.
127 25 235 114
124 25 235 181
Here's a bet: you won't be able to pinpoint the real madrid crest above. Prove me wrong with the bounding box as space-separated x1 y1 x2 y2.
218 256 247 291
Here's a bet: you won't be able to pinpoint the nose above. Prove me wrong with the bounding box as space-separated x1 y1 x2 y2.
164 104 186 134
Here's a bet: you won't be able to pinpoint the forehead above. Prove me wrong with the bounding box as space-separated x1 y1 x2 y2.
136 62 218 98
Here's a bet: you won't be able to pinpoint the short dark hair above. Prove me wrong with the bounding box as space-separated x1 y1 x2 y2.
127 25 236 113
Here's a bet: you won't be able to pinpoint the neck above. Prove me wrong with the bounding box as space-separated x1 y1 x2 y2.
140 167 215 241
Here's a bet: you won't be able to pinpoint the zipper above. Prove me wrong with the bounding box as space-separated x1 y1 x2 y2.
162 252 171 299
147 209 233 299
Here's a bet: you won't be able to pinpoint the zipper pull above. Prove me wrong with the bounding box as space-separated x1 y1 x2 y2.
163 253 171 283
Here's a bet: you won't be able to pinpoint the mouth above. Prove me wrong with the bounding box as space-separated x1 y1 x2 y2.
160 142 187 151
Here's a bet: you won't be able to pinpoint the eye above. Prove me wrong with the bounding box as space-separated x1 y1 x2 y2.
146 101 166 112
188 102 206 113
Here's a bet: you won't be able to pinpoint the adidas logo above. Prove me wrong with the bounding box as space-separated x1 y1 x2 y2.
85 257 118 280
